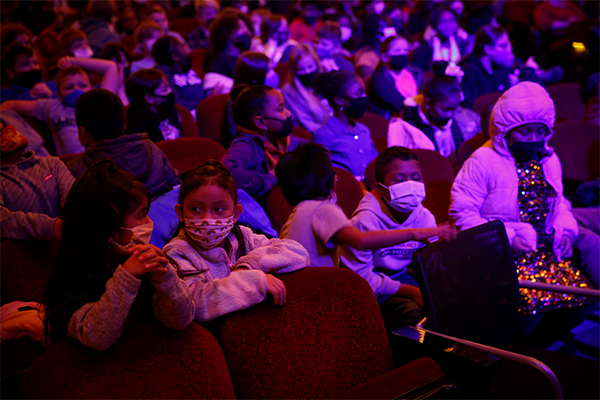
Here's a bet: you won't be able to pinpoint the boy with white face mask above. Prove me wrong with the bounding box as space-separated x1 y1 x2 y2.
341 146 454 330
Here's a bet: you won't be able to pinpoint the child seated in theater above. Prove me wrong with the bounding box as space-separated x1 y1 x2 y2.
42 160 194 351
153 36 204 112
0 57 119 156
340 146 438 329
369 35 423 119
163 160 309 322
221 84 306 199
58 28 95 59
0 43 58 103
276 142 455 270
312 70 378 181
0 124 74 241
124 68 182 143
68 89 180 199
146 4 186 44
387 74 480 170
450 82 596 333
314 22 354 73
130 21 164 73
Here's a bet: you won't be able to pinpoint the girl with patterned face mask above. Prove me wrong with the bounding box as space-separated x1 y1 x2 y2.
164 160 310 322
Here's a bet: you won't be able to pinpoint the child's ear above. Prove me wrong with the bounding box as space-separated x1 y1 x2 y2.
333 95 345 107
233 204 243 222
253 115 267 131
174 203 184 223
380 52 390 63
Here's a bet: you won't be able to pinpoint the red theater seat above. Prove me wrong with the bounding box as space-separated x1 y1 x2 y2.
547 82 586 122
195 93 229 142
274 61 290 88
358 111 389 153
156 137 226 174
20 320 235 399
176 103 199 137
550 120 600 182
472 91 503 116
191 48 207 78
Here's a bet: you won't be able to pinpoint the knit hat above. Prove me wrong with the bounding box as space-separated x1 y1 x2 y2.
0 124 29 153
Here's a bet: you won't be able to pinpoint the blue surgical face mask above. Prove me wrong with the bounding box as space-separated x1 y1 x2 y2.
62 89 85 108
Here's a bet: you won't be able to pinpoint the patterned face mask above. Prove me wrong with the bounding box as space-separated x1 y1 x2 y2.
184 216 235 250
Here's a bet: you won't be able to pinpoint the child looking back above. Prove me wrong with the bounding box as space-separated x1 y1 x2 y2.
277 142 455 269
42 160 194 351
341 146 438 329
163 161 309 322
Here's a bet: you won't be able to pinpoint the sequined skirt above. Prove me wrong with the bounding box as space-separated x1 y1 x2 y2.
516 251 591 314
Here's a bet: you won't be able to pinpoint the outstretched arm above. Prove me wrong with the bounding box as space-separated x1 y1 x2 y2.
58 56 119 94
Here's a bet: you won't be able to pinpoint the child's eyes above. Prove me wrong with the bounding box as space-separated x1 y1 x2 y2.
191 207 202 212
214 207 225 213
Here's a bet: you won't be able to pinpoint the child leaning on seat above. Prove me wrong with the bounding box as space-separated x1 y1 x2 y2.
276 143 455 301
163 160 309 323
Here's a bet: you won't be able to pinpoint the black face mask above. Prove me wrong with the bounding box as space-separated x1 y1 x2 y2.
297 70 318 88
390 55 409 71
508 140 545 162
428 114 451 126
152 92 175 117
12 69 42 89
233 33 251 51
263 116 294 138
304 15 318 26
343 96 369 120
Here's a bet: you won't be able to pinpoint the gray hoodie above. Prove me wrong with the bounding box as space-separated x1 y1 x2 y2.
341 192 436 300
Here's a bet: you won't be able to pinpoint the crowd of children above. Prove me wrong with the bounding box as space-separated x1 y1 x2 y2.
1 0 598 358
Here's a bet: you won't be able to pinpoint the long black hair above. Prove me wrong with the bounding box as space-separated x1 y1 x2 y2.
42 160 150 345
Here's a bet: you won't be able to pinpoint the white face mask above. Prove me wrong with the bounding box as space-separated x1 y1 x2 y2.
372 1 385 15
379 181 426 213
112 220 154 254
184 215 235 250
264 69 280 88
73 46 93 59
341 26 352 42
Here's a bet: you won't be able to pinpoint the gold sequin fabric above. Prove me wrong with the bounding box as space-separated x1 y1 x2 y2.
515 159 590 314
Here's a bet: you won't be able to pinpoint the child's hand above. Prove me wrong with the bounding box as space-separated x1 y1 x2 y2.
512 236 534 254
265 274 286 306
29 82 53 99
122 245 168 277
58 56 73 70
524 56 539 70
556 236 573 260
413 223 457 242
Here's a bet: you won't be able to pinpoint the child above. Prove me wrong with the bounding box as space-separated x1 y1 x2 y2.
147 4 186 44
130 21 164 73
314 22 354 73
58 28 94 59
312 71 378 181
41 160 194 350
153 36 204 112
163 160 309 322
0 124 74 241
1 43 58 103
99 43 131 106
369 35 423 119
387 74 480 169
259 14 297 65
125 68 182 143
341 146 438 329
68 89 180 199
221 84 306 199
186 0 220 50
281 44 330 133
80 0 121 57
450 82 594 331
276 142 455 269
0 57 118 156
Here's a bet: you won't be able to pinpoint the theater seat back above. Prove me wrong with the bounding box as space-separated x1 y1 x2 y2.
156 137 226 174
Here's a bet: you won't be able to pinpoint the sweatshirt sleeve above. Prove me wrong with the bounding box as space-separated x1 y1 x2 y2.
0 205 57 240
372 69 406 113
221 141 277 197
66 266 141 351
168 251 268 322
234 238 310 274
449 154 493 232
145 263 194 330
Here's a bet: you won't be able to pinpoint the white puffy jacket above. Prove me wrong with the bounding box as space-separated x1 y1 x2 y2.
450 82 578 256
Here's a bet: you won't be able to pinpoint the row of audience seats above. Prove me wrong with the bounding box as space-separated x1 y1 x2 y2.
4 220 599 398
